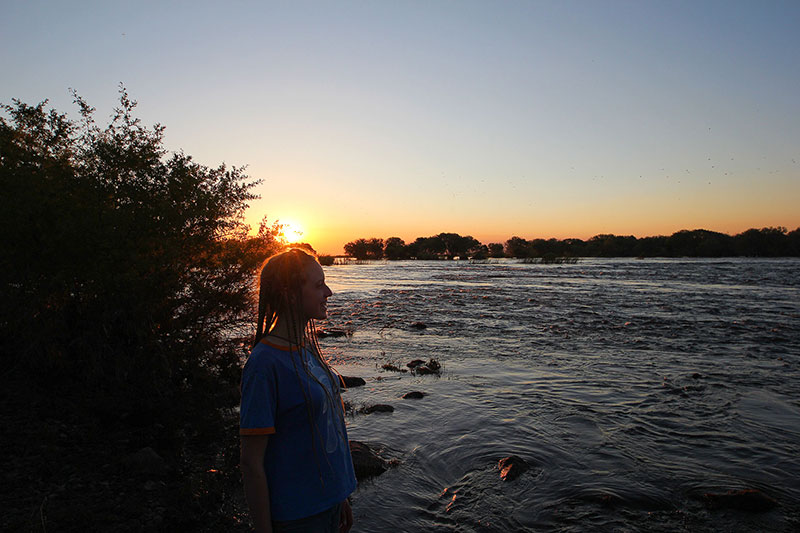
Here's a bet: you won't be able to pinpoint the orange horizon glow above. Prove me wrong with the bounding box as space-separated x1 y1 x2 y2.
247 210 799 256
245 162 799 256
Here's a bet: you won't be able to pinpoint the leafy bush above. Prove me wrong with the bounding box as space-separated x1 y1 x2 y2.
1 87 280 429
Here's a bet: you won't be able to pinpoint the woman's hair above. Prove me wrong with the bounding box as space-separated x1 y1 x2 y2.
254 247 319 347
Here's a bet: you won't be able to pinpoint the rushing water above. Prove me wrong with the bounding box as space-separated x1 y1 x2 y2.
316 258 800 532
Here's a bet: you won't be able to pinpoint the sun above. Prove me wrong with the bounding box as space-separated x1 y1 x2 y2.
281 220 305 243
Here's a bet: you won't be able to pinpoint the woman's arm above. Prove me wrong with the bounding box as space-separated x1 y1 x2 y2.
339 498 354 533
240 434 272 533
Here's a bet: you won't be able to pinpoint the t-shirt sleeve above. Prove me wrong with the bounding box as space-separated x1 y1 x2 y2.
239 364 277 436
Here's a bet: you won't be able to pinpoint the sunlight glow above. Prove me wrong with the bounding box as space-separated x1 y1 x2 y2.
280 220 305 243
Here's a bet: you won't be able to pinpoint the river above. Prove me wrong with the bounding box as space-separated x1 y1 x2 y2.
317 258 800 532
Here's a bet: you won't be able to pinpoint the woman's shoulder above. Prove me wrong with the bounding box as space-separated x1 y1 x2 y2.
246 337 305 369
245 339 283 369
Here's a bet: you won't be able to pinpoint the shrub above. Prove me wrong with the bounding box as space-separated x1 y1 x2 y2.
0 87 280 427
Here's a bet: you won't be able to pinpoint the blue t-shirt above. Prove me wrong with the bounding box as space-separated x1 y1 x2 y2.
240 339 357 521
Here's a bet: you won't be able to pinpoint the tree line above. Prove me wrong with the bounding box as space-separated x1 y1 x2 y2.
345 233 484 260
344 227 800 260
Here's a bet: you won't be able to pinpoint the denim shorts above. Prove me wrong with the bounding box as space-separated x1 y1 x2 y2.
272 502 342 533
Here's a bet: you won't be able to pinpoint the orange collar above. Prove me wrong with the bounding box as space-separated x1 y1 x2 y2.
260 337 307 352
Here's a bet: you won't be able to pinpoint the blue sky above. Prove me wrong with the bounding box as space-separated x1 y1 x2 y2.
3 0 798 253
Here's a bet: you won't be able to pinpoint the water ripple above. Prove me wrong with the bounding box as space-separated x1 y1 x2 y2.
323 259 800 532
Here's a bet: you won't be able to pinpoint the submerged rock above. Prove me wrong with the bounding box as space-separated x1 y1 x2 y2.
381 363 406 372
498 455 529 481
362 404 394 414
317 328 351 338
402 391 426 399
703 489 778 512
582 490 673 511
409 358 441 375
340 376 366 388
410 322 427 330
349 441 390 481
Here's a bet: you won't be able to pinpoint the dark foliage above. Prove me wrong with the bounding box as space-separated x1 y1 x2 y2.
345 232 482 260
345 228 798 260
487 243 505 258
343 237 384 259
1 88 281 530
501 228 798 258
318 254 335 266
383 236 408 260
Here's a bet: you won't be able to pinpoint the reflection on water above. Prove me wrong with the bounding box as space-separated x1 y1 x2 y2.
320 259 800 532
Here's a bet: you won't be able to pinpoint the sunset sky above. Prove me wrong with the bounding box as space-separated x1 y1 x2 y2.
3 1 799 254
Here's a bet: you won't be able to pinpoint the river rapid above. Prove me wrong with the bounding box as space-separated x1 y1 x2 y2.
317 258 800 532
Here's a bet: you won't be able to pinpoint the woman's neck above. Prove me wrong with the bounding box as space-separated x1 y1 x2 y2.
266 317 309 346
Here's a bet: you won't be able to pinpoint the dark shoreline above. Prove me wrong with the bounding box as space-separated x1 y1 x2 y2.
2 372 250 532
339 228 800 261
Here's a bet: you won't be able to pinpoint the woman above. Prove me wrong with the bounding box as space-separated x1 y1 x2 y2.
240 248 356 533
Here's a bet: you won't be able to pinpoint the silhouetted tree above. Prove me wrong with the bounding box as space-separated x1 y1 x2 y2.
562 238 586 257
1 87 280 432
585 234 638 257
344 237 383 259
384 236 407 259
1 88 285 529
487 243 505 258
437 232 481 259
470 244 489 259
734 227 787 257
365 237 384 259
788 227 800 255
505 236 531 258
344 238 369 259
664 229 733 257
410 235 447 259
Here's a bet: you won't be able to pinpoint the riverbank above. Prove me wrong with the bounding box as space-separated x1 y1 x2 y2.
2 372 250 532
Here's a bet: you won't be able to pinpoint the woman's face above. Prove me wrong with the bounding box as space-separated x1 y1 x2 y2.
300 261 333 320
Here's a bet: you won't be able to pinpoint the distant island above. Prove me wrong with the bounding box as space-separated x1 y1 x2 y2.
341 228 800 260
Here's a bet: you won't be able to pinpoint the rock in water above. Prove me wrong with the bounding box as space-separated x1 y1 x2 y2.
402 391 426 399
317 328 350 338
410 322 427 330
498 455 529 481
340 375 366 388
703 489 778 512
363 404 394 414
349 441 388 481
408 358 441 375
